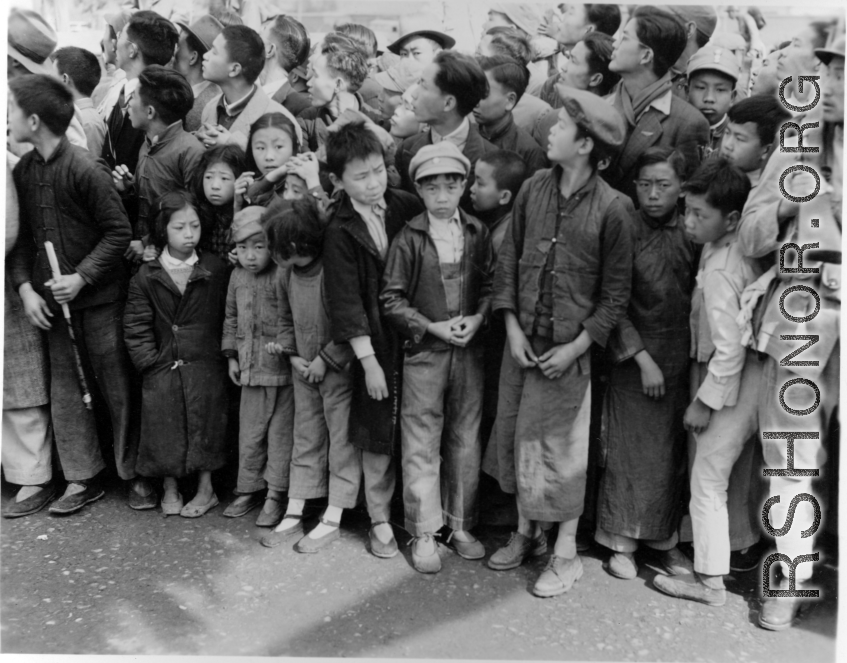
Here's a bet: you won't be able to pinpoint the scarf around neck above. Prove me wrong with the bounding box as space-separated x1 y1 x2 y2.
614 72 674 127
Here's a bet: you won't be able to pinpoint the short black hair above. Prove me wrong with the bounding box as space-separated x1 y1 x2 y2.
586 4 622 36
245 112 301 172
581 32 620 97
477 149 528 199
149 190 199 249
433 51 489 117
334 23 378 59
632 6 687 78
126 10 179 67
726 94 792 146
137 65 194 125
325 122 385 178
265 15 310 72
486 27 533 67
51 46 102 97
478 54 529 102
9 74 74 136
263 197 325 260
192 144 247 202
682 158 751 216
221 25 266 84
635 146 687 181
321 32 370 93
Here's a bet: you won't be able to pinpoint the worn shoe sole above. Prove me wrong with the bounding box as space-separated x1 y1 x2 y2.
128 492 158 511
260 523 304 548
295 528 341 554
2 487 57 518
652 575 727 606
48 489 106 515
533 561 584 598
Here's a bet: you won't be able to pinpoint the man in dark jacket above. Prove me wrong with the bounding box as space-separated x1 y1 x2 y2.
396 51 496 213
8 74 142 515
606 6 710 204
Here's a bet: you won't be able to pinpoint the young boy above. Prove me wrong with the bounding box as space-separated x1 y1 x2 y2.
221 207 294 526
686 45 741 159
198 24 302 151
474 55 548 176
50 46 106 156
396 50 495 213
298 32 372 153
381 142 494 573
653 159 761 607
173 15 224 133
720 95 791 186
7 75 138 514
113 65 205 244
319 123 424 558
469 150 528 258
486 88 632 598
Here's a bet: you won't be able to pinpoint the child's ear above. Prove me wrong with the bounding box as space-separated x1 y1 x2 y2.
328 172 342 190
725 209 741 232
498 189 513 206
414 181 424 196
505 90 518 112
229 61 242 79
189 51 199 67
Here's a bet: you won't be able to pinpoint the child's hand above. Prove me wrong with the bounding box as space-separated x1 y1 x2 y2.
234 171 256 211
142 244 162 262
286 153 322 189
266 163 289 184
125 239 145 261
290 356 310 377
505 314 538 369
44 272 86 305
265 342 284 355
228 249 239 266
450 314 483 347
537 342 578 380
684 398 712 434
635 350 665 399
305 355 327 383
427 317 461 343
112 164 134 192
227 357 241 386
19 283 53 330
200 123 231 149
361 354 388 400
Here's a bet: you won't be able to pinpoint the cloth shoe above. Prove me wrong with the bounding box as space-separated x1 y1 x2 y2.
655 547 694 576
487 531 546 570
607 552 638 579
255 495 286 527
223 491 264 518
49 482 105 515
128 481 158 510
179 493 219 518
411 533 442 574
758 579 812 631
653 571 727 606
3 484 56 518
260 514 304 548
446 531 485 560
730 542 766 573
533 555 584 598
294 516 341 554
368 522 399 558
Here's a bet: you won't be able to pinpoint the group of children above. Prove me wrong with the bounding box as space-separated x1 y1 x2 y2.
3 4 842 630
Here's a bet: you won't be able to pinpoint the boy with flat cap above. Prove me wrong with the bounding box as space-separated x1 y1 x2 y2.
381 141 494 574
686 45 742 158
486 88 633 598
174 15 224 133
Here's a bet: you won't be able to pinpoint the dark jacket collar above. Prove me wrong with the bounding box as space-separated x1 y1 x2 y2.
33 135 71 165
146 250 214 297
480 113 514 144
406 208 480 234
145 121 184 152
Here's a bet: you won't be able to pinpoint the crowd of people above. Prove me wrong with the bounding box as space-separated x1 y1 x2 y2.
3 1 842 634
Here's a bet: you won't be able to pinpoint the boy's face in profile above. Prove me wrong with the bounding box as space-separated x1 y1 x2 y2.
337 153 388 206
635 161 682 220
687 71 736 126
473 72 513 127
547 108 585 165
683 192 735 244
719 120 767 173
202 33 232 84
236 232 272 273
470 160 506 212
126 88 151 130
308 51 340 108
7 92 32 143
415 173 466 220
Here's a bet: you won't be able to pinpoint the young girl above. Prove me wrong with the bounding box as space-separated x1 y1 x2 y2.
595 147 697 578
234 113 300 209
192 144 247 263
124 190 229 517
220 206 294 527
261 197 358 553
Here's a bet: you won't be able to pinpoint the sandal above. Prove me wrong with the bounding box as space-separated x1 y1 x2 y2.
259 513 304 548
256 494 286 528
179 493 219 518
294 516 341 554
161 492 184 516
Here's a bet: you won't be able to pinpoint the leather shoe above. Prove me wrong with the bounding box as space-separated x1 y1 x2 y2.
488 531 546 570
533 555 584 598
368 522 398 558
759 579 811 631
3 484 57 518
411 533 442 574
294 517 341 553
223 491 264 518
653 572 726 606
607 552 638 580
49 482 105 515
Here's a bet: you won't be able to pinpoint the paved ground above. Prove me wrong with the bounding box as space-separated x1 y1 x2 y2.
0 476 838 660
